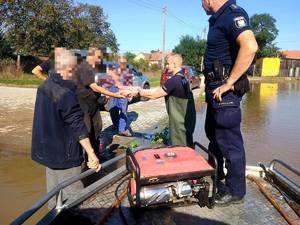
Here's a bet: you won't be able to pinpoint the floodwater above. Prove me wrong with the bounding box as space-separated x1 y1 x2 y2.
194 81 300 167
1 81 300 225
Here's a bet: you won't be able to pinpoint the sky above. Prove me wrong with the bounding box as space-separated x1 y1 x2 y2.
78 0 300 54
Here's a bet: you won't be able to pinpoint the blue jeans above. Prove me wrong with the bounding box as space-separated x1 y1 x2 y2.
108 85 128 132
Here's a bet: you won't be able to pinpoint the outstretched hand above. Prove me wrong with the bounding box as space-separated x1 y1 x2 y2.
119 87 142 100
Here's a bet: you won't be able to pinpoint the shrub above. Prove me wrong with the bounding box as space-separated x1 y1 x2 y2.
0 59 22 79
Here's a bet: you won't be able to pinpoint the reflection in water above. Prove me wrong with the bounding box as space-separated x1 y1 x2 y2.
194 81 300 168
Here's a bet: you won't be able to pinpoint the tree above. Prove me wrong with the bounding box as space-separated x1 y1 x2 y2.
71 4 118 52
132 59 148 72
149 63 161 73
173 35 206 70
0 31 13 59
0 0 119 56
150 49 159 53
250 13 279 58
124 52 136 65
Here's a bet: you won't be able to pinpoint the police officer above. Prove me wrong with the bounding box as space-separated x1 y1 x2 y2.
201 0 258 206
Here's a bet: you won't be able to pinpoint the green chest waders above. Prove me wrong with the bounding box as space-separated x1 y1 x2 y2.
165 75 196 147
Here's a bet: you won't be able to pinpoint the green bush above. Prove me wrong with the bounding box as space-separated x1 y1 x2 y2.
149 63 161 73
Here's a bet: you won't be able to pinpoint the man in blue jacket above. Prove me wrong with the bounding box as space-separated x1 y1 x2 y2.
31 48 101 208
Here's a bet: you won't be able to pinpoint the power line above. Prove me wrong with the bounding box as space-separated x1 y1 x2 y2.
127 0 204 32
139 0 162 9
278 40 300 43
127 0 161 13
168 10 203 32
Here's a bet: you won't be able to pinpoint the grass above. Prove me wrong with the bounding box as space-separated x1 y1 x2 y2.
149 75 161 87
0 70 162 87
146 71 161 87
0 73 42 86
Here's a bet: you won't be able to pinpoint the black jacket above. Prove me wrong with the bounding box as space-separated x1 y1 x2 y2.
31 73 89 169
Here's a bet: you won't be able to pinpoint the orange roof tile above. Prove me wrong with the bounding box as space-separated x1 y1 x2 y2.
280 50 300 59
149 52 162 61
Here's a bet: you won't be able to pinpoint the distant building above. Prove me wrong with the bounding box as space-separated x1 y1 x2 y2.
134 53 151 62
280 50 300 59
280 50 300 77
134 51 171 66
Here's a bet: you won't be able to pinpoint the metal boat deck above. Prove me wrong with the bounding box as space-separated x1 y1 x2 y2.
10 149 299 225
51 168 299 225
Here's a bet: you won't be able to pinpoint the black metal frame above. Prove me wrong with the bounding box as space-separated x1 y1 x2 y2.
193 141 218 208
11 153 127 225
126 142 218 208
269 159 300 204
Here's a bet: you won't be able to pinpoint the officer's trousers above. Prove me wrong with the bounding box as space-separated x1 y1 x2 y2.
205 81 246 197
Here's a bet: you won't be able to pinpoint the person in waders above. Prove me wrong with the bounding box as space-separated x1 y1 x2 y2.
129 53 196 147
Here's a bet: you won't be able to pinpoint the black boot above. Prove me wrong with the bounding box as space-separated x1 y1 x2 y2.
215 193 244 207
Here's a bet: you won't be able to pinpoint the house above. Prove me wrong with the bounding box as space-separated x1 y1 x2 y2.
280 50 300 59
280 50 300 77
134 52 171 66
134 53 150 62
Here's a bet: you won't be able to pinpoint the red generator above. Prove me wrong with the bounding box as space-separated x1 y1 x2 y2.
126 142 217 208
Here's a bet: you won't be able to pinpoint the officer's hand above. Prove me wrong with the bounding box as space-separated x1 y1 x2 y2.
213 83 234 102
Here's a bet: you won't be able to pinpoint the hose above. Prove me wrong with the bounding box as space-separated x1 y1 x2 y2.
114 178 130 225
96 178 129 225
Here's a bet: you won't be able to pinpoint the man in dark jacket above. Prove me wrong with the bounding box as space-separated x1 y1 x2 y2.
31 48 101 208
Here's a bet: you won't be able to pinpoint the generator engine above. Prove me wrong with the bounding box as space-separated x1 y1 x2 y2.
126 142 217 208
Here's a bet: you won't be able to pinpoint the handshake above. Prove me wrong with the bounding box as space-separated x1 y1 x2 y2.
118 86 144 101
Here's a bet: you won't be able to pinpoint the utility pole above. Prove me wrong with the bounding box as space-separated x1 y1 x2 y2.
202 26 207 40
200 26 207 72
161 6 167 69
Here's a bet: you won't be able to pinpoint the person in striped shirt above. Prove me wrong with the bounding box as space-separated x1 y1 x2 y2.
108 56 134 136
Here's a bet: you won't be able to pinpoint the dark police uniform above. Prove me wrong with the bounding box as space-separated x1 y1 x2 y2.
204 0 251 198
162 72 196 147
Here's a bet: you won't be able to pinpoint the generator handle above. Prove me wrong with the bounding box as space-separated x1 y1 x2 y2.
126 148 141 178
193 142 217 171
193 141 217 207
126 148 142 207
